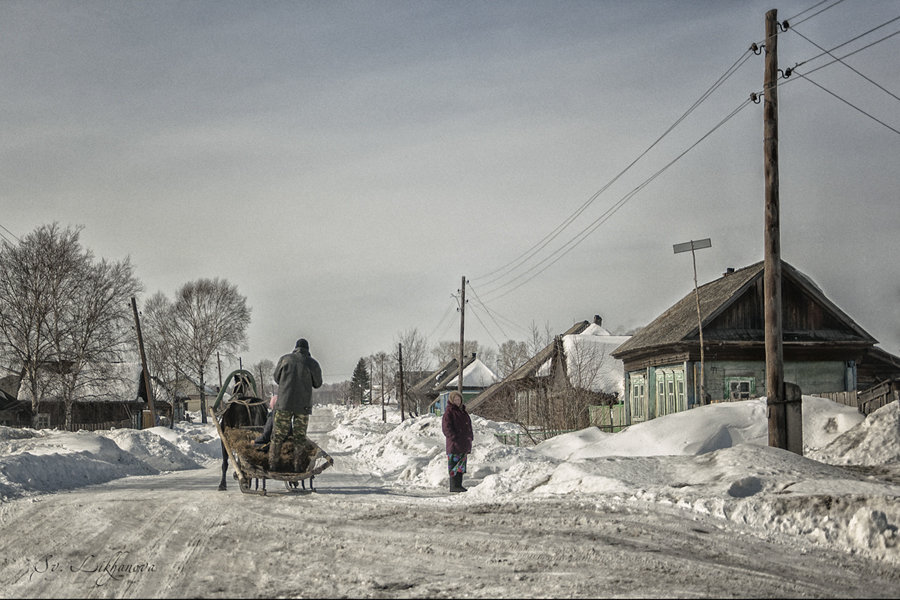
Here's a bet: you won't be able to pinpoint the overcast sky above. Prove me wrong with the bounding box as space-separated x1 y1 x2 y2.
3 0 898 382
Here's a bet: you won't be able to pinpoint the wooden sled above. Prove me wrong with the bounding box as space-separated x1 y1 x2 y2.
209 369 334 496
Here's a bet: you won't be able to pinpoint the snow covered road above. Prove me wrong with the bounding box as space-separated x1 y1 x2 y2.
2 402 899 598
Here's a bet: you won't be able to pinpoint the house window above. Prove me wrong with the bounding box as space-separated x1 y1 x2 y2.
35 413 51 429
725 377 755 401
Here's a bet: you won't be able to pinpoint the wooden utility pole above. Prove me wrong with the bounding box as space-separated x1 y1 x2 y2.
458 276 466 394
380 355 386 423
398 342 405 422
764 9 787 450
131 297 156 426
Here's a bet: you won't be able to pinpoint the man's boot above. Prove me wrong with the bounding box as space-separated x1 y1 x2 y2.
292 444 309 473
268 441 283 472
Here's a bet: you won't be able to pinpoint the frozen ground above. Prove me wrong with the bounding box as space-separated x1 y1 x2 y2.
0 396 898 598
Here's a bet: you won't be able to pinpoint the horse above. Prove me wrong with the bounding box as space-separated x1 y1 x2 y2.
215 371 269 491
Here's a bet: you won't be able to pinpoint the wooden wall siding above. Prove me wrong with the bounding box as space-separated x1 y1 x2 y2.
702 359 850 401
704 277 857 343
34 400 144 430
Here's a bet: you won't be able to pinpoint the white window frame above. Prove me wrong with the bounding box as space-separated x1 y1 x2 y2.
725 377 755 401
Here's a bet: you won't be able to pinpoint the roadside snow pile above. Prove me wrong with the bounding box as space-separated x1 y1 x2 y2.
0 422 220 501
807 401 900 466
325 405 402 454
328 397 899 564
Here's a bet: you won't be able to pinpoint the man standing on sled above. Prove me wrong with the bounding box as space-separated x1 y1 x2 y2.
270 338 323 472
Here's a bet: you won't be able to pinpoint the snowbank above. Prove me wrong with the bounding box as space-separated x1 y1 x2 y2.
0 422 221 501
1 396 898 564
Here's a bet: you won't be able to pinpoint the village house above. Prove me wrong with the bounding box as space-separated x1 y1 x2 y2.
407 353 497 414
611 260 900 425
4 363 147 430
468 316 630 434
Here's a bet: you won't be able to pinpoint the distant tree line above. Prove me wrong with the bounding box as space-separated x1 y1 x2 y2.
0 223 252 429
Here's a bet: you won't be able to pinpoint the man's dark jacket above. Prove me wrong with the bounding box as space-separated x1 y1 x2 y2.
442 402 473 454
273 348 323 415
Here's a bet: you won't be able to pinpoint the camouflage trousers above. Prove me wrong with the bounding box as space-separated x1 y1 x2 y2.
271 410 312 453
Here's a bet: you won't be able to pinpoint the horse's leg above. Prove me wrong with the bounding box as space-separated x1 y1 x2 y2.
218 441 228 491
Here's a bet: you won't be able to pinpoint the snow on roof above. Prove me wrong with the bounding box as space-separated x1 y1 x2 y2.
536 324 630 395
445 358 499 389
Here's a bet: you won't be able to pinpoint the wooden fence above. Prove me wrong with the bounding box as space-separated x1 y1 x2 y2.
815 390 858 408
857 379 900 416
74 419 133 431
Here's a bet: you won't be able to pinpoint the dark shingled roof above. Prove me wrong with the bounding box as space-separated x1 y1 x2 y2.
611 260 875 358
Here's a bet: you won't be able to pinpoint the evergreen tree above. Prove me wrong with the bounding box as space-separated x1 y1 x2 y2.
349 358 371 404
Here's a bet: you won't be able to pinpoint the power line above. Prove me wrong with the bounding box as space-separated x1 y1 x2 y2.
480 97 754 303
472 47 755 288
466 302 502 349
777 27 900 95
465 281 510 340
791 27 900 103
0 223 20 245
425 299 457 342
785 0 848 29
797 74 900 135
789 15 900 72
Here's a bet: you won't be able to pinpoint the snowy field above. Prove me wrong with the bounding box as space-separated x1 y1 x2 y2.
0 396 898 598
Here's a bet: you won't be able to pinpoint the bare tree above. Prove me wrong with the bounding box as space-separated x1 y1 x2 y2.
370 351 391 422
251 359 275 398
141 292 181 405
528 320 553 357
430 340 480 365
143 278 250 423
49 256 142 430
496 340 529 378
394 328 431 374
0 224 141 429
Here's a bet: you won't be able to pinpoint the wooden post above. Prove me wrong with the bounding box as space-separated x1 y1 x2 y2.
674 239 711 406
380 355 386 423
764 9 787 450
131 297 156 426
458 276 466 395
257 364 265 398
398 342 405 422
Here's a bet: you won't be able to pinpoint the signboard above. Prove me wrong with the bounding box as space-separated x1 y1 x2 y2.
673 238 712 254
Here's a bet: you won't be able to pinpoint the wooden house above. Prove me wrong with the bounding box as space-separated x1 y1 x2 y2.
429 356 499 414
5 363 163 430
611 260 895 425
407 354 496 414
468 316 630 432
0 374 30 427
